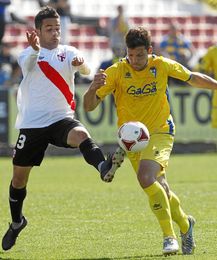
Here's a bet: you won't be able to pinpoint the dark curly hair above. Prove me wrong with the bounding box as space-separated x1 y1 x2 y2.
125 27 152 50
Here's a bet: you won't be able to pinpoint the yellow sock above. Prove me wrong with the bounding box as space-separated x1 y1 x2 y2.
169 191 189 234
144 181 176 238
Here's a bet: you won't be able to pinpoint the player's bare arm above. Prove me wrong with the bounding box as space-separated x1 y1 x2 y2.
26 31 40 51
72 56 90 75
188 72 217 90
83 71 107 111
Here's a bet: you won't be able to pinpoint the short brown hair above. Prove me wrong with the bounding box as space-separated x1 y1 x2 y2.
125 27 151 50
35 6 59 29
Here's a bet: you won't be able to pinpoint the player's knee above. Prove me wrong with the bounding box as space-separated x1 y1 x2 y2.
78 131 89 141
67 127 90 146
12 166 30 188
12 175 28 189
137 170 155 188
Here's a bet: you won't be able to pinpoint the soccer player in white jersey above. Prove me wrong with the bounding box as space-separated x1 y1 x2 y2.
1 6 124 251
83 27 217 256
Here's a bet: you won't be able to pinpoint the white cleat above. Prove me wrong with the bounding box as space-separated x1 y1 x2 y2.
162 237 179 256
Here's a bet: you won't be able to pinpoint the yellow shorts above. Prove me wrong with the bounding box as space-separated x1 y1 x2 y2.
127 133 174 177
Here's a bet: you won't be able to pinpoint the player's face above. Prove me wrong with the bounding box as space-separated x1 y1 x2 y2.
127 46 152 71
37 18 61 49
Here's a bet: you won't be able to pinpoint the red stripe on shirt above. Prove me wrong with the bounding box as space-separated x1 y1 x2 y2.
38 61 75 110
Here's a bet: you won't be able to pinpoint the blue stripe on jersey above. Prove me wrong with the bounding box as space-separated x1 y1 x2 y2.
165 87 175 135
164 87 175 135
165 86 172 114
167 119 175 135
186 74 192 81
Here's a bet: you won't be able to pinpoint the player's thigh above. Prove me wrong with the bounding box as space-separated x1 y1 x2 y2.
49 118 90 148
126 151 141 173
13 128 49 167
127 133 174 176
140 133 174 177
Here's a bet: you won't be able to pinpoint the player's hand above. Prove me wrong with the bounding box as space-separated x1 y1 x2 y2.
71 56 84 66
26 31 40 51
90 70 107 90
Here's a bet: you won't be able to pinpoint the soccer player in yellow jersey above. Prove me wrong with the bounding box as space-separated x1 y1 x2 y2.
83 27 217 256
199 45 217 128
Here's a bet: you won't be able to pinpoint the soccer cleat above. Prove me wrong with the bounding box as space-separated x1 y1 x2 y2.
180 215 196 255
162 237 179 256
100 147 125 182
2 216 27 251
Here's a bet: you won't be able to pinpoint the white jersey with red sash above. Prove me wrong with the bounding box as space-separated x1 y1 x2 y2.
16 45 80 129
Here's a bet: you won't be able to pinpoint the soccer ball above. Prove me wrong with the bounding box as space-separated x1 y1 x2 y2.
117 121 150 152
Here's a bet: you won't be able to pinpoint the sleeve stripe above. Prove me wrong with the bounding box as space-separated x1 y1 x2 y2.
186 74 192 81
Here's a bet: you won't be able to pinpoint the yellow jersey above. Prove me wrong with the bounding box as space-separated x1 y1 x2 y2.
96 55 191 135
200 45 217 128
200 45 217 79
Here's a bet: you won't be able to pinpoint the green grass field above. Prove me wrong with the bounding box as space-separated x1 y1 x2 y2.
0 154 217 260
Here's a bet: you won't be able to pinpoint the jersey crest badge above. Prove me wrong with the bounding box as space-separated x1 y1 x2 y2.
57 52 66 62
150 67 157 78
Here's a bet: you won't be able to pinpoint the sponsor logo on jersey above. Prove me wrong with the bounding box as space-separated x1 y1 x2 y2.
57 52 66 62
127 81 157 96
39 56 44 60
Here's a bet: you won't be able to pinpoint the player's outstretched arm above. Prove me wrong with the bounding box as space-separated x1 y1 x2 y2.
83 71 106 111
19 31 40 72
72 56 90 75
26 31 40 51
187 71 217 90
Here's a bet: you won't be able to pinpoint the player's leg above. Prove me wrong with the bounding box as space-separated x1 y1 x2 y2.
169 190 196 255
69 126 124 182
2 128 49 251
138 160 178 255
127 133 178 255
50 118 124 182
2 166 31 251
157 175 196 255
157 175 189 232
9 166 31 223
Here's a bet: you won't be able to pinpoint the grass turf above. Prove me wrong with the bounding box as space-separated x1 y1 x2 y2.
0 153 217 260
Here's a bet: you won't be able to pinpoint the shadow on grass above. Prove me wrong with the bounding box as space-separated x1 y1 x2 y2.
63 254 180 260
0 257 23 260
0 253 183 260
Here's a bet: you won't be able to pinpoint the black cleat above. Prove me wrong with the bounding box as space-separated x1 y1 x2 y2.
100 147 125 182
2 216 27 251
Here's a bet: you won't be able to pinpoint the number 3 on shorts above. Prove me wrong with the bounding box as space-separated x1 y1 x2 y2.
17 134 26 149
